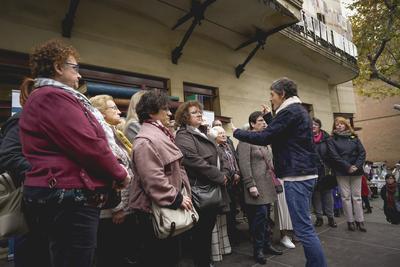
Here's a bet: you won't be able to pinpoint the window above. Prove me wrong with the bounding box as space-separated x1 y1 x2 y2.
317 13 326 24
183 82 220 114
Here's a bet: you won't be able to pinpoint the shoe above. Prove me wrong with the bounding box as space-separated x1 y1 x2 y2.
314 217 323 227
254 250 267 265
365 208 372 214
328 217 337 228
355 221 367 232
347 222 355 231
264 245 283 255
280 235 295 249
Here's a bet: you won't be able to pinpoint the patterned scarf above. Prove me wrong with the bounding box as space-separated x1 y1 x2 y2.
333 129 352 137
219 143 239 174
144 120 175 143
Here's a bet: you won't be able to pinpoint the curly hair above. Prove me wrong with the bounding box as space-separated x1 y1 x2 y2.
136 89 169 124
30 39 79 78
174 101 203 127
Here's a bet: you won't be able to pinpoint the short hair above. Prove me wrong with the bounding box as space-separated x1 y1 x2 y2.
212 120 222 127
212 126 225 134
89 94 114 114
136 89 169 124
29 39 79 78
332 116 355 135
270 77 298 99
248 111 263 130
175 101 203 127
312 117 322 128
385 174 395 180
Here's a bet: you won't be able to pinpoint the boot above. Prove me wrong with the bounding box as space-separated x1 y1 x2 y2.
365 207 372 214
328 217 337 228
314 217 323 227
347 222 355 231
355 221 367 232
254 250 267 265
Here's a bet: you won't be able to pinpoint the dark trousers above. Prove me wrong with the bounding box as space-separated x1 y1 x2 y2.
96 214 138 267
25 202 100 267
362 196 371 210
136 211 180 267
246 204 271 253
192 208 218 267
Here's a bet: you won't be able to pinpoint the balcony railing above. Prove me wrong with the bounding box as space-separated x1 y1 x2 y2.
290 10 357 65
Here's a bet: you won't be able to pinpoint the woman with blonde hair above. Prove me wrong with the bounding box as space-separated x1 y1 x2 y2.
124 90 146 142
327 117 366 232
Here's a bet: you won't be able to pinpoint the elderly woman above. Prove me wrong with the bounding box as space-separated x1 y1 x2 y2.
233 78 327 267
175 101 228 267
89 94 135 267
18 39 129 267
327 116 366 232
237 111 281 264
129 90 192 267
124 90 146 143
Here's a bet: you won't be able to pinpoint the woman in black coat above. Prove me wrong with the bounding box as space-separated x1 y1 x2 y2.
327 116 366 232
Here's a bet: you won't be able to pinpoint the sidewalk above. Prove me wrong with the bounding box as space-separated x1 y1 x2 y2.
206 197 400 267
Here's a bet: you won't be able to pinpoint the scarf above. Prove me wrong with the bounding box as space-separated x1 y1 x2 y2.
144 120 175 143
387 182 398 209
33 78 130 169
219 143 239 174
114 127 133 157
313 131 323 143
275 96 302 114
333 129 352 137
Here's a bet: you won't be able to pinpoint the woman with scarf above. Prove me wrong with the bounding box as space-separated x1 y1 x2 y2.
90 94 135 267
380 174 400 224
18 39 130 267
327 117 366 232
129 90 192 267
311 118 337 228
233 78 327 267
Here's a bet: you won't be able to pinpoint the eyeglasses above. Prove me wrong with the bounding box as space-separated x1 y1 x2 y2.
65 62 80 73
107 105 119 111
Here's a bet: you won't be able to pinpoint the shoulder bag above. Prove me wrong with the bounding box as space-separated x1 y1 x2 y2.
152 186 199 239
259 147 283 194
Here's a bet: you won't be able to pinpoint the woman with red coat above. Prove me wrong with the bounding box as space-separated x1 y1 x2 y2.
361 175 372 213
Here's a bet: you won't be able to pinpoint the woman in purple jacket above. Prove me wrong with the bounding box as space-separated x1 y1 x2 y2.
19 39 130 267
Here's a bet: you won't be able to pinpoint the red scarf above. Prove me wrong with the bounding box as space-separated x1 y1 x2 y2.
144 120 175 143
313 131 323 143
387 182 397 209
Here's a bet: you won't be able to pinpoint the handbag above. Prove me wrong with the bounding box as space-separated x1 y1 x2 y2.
259 147 283 194
0 172 29 239
191 181 223 210
151 187 199 239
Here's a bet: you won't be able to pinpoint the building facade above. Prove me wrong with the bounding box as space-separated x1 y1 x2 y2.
0 0 358 135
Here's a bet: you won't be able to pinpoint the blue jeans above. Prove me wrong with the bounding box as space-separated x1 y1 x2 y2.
246 204 271 253
285 179 327 267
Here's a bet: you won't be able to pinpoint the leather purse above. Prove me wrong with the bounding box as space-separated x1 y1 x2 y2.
259 147 283 194
151 187 199 239
191 182 223 210
0 172 29 239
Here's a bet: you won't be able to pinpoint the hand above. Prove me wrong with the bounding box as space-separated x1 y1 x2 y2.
249 186 259 198
112 210 126 224
231 122 237 133
180 195 193 211
223 175 228 186
233 174 240 185
114 175 131 190
348 165 358 174
261 104 271 115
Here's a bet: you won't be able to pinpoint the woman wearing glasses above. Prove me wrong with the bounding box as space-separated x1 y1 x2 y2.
175 101 229 267
90 95 135 267
19 39 130 267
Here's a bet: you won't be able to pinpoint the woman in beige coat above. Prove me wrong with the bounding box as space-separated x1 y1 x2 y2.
237 111 282 265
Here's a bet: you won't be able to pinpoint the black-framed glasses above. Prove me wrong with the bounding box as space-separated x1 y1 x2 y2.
65 62 80 73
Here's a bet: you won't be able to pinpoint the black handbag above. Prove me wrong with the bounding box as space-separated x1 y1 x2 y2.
191 182 222 210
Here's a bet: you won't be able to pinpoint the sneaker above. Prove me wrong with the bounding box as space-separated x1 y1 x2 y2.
280 235 295 249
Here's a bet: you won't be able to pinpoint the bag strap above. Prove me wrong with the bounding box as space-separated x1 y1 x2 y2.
257 147 280 185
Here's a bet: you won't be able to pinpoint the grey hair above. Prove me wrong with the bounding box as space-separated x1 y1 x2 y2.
270 77 298 99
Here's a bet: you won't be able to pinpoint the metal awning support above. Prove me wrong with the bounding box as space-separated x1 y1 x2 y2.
62 0 80 38
234 22 295 78
171 0 216 64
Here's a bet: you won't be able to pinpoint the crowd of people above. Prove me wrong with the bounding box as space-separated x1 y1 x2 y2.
0 39 399 267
